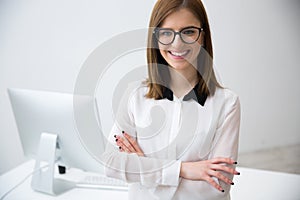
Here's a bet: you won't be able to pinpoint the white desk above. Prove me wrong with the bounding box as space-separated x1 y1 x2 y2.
0 160 128 200
1 160 300 200
230 166 300 200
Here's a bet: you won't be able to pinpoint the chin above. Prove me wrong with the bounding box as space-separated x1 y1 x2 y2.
168 61 191 71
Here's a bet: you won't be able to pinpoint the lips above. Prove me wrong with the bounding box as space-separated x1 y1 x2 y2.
168 50 190 58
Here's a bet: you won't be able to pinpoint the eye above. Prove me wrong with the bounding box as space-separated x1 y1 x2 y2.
159 30 173 37
182 29 196 35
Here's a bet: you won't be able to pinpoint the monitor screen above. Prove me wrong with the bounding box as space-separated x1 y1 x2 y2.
8 88 106 175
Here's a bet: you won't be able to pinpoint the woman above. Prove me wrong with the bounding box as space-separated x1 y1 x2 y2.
102 0 241 199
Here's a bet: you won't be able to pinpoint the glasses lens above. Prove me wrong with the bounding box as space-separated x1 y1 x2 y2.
180 28 200 44
156 29 174 45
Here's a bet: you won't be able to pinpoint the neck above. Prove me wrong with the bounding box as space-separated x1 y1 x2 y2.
169 66 198 97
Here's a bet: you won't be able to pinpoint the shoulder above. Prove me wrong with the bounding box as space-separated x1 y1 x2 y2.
222 88 239 104
124 81 149 106
127 81 148 99
214 87 240 112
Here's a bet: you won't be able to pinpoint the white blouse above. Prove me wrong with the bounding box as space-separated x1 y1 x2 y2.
101 82 241 200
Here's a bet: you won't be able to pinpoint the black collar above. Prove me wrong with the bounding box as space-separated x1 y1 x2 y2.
161 83 207 106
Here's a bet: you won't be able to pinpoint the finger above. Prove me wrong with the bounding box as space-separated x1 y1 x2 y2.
121 137 136 152
116 137 131 153
205 176 224 192
116 136 135 153
123 132 144 154
123 132 138 150
211 164 240 175
118 141 131 153
209 170 233 185
210 157 236 165
118 146 124 152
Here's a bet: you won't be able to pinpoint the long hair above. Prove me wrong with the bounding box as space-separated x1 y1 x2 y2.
145 0 222 99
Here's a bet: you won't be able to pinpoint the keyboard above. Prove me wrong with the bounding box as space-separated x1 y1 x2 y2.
76 174 128 191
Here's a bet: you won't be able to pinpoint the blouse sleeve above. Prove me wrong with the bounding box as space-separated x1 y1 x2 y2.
208 93 241 195
101 86 181 187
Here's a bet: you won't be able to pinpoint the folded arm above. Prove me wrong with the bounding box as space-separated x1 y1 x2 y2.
101 126 181 187
113 95 241 193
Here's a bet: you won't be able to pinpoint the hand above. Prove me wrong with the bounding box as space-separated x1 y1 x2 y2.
180 157 240 192
114 131 144 156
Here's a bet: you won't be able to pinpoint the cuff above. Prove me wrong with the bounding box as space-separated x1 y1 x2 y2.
161 160 181 186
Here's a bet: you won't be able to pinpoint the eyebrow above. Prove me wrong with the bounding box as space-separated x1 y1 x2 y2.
158 26 201 31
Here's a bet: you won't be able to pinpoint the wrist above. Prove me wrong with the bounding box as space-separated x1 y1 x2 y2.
180 162 188 178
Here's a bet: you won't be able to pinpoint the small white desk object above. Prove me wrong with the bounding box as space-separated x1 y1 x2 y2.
1 160 300 200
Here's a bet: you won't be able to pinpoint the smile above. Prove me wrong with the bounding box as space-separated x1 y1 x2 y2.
169 50 190 57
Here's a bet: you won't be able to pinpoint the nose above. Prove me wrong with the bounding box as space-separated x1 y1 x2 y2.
172 33 184 48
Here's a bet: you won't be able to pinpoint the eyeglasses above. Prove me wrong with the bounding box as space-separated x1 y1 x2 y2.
153 26 203 45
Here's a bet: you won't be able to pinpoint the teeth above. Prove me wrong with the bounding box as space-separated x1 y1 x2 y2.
170 50 188 57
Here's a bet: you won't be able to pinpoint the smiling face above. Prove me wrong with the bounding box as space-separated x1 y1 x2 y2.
158 8 203 73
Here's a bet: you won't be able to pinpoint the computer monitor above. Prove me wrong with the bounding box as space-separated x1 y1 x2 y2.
8 88 106 195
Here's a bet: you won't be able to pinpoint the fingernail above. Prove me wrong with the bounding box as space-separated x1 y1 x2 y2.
221 190 225 193
115 139 118 142
114 135 116 138
233 161 237 164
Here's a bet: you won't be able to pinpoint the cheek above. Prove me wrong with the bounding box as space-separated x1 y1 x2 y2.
158 44 169 58
189 44 201 61
158 43 169 52
195 34 204 51
193 44 201 56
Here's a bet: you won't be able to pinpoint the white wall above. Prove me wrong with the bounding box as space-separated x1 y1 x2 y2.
203 0 300 153
0 0 157 174
1 0 299 174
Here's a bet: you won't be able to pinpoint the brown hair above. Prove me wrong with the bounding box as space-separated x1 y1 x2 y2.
145 0 222 99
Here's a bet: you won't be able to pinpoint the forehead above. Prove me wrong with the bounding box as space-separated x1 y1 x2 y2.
160 8 201 30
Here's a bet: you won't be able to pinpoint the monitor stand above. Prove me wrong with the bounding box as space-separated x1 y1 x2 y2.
31 132 75 195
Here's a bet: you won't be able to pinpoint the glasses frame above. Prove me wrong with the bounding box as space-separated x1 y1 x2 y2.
153 26 204 45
